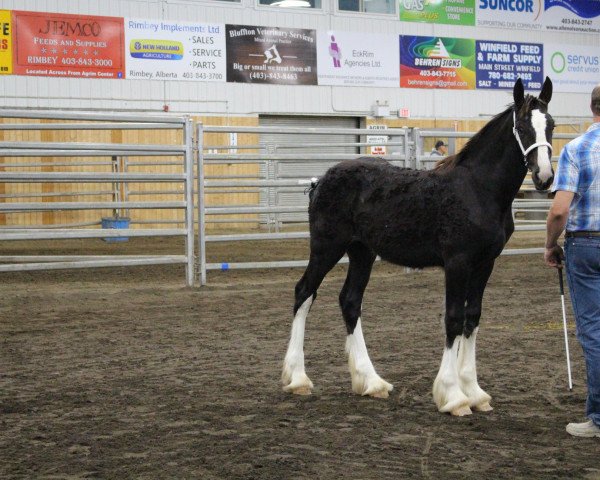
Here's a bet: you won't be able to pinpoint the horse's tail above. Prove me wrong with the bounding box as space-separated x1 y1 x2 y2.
308 177 319 202
305 177 320 204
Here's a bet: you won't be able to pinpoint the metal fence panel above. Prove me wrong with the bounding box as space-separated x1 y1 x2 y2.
0 111 196 286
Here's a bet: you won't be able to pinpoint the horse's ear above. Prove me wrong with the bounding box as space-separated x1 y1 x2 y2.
539 76 553 104
513 78 525 108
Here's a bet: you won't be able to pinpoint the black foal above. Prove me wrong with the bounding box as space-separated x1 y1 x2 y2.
282 78 554 415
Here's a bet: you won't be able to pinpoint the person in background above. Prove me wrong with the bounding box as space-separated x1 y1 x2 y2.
430 140 448 156
545 83 600 438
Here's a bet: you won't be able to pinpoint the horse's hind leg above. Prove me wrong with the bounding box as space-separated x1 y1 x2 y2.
458 260 494 412
282 243 346 395
341 242 393 399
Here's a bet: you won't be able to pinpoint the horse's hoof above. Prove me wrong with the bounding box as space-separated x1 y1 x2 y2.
451 405 473 416
473 402 493 412
283 385 312 395
367 388 390 399
282 369 314 396
359 377 393 399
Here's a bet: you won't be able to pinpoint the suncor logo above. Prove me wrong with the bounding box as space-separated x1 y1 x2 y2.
479 0 535 12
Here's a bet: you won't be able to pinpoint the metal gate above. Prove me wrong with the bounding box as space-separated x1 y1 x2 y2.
196 122 411 284
0 110 196 286
258 115 360 227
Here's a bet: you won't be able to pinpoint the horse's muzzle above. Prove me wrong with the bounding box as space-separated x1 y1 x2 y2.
532 168 554 191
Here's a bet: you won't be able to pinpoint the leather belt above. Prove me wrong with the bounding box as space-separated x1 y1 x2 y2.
565 231 600 238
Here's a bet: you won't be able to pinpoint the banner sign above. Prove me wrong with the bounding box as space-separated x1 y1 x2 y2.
12 10 125 79
400 35 475 90
0 10 11 74
125 18 226 82
316 31 399 87
225 25 317 85
477 0 600 34
400 0 475 26
544 43 600 93
476 40 543 90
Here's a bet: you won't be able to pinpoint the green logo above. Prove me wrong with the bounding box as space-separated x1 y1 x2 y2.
551 51 566 74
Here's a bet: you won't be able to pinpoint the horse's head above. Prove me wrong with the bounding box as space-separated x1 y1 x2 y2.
513 77 555 191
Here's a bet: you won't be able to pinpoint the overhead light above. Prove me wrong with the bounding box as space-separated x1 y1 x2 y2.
270 0 311 7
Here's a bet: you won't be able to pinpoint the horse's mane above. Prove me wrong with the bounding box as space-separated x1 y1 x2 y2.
433 155 459 171
433 95 541 172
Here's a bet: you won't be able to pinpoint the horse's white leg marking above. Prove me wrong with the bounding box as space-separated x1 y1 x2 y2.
457 328 492 411
532 109 553 183
346 318 393 398
282 296 314 395
433 337 472 416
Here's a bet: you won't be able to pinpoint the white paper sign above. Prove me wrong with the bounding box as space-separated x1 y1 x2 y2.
367 125 388 155
125 18 226 81
317 31 399 88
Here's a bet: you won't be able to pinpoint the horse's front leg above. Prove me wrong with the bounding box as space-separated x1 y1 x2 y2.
433 259 472 416
457 327 492 411
458 260 494 412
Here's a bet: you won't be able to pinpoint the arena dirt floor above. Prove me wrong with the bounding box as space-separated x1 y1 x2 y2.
2 232 600 479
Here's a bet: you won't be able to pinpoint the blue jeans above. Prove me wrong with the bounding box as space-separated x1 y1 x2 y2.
565 236 600 426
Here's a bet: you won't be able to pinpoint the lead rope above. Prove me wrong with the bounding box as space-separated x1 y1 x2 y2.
512 110 553 167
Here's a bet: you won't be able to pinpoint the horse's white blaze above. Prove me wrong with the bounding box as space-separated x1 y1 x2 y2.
457 328 492 409
346 318 393 397
282 296 314 393
433 337 470 415
532 109 553 182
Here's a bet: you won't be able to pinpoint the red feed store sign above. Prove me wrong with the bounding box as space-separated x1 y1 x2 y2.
12 10 125 79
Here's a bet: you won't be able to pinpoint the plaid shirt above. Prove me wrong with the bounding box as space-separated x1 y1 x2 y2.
552 122 600 232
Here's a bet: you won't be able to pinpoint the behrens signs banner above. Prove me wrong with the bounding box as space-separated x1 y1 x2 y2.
316 31 399 88
400 35 476 90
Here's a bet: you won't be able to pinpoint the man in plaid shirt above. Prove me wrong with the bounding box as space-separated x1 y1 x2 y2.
546 83 600 438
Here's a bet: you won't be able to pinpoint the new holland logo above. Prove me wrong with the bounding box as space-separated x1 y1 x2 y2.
130 40 184 60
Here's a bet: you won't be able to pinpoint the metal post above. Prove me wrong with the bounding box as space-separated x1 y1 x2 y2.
196 122 207 286
123 156 130 219
413 128 422 170
184 117 195 287
403 129 410 169
111 155 119 218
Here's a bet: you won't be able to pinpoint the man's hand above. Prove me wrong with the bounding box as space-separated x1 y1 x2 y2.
545 190 574 269
545 244 564 268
